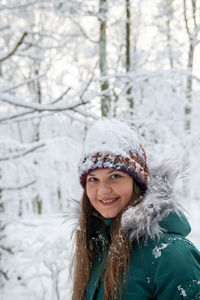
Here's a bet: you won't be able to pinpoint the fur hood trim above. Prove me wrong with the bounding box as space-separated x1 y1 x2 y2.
121 162 181 243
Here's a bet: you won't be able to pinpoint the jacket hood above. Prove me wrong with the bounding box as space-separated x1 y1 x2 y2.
121 162 191 243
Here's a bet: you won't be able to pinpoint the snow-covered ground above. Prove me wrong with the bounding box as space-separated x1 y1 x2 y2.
1 215 73 300
1 201 199 300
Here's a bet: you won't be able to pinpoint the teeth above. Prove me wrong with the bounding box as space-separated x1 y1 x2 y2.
101 198 117 203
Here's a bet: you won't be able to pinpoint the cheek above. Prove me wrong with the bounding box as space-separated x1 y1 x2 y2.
121 183 133 202
86 185 95 201
124 189 132 202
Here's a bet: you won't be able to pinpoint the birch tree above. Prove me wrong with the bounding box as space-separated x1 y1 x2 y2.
125 0 134 114
156 0 175 69
99 0 110 116
183 0 200 131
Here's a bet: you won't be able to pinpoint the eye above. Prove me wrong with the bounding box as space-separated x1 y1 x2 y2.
110 173 122 179
87 177 98 183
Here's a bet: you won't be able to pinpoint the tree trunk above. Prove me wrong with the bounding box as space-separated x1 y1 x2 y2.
125 0 134 113
183 0 198 131
29 60 42 214
99 0 110 117
182 0 198 199
165 0 174 69
184 42 194 131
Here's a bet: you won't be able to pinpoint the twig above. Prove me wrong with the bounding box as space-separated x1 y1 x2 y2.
0 95 89 112
0 0 48 11
51 88 71 105
0 110 34 123
1 73 45 93
192 0 197 28
0 180 36 191
79 60 98 102
69 17 98 44
0 32 28 62
0 144 45 161
0 88 71 123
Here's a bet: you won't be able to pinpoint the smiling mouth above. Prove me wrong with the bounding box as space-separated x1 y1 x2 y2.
99 197 120 205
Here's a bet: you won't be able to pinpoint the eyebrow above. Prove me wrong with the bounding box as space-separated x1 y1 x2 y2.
88 170 116 176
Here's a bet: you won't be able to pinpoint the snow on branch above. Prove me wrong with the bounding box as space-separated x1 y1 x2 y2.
0 94 89 112
0 143 45 161
0 71 94 115
0 32 27 62
71 107 98 119
51 87 71 104
69 17 99 44
0 110 35 123
0 88 71 123
0 0 48 11
1 73 45 93
0 180 36 191
0 70 95 122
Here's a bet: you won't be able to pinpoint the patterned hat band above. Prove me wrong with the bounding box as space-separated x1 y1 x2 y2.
79 152 149 191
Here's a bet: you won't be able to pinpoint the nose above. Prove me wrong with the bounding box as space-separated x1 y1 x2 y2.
97 181 112 197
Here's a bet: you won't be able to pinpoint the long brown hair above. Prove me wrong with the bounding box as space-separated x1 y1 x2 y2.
72 182 143 300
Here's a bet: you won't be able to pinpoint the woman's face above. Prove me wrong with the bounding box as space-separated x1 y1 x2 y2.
86 169 133 218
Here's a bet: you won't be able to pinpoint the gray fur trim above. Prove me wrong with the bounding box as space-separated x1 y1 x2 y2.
121 162 181 243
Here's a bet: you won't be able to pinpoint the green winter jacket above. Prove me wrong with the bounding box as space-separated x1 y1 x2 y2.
84 165 200 300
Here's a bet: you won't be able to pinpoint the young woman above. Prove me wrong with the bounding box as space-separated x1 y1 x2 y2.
72 118 200 300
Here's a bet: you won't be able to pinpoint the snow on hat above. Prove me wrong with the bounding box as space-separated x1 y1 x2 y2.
79 118 149 191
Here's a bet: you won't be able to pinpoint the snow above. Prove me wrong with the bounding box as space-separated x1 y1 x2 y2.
0 92 89 112
0 1 200 299
152 243 169 259
79 118 146 178
147 277 151 284
81 118 143 158
177 285 187 297
1 215 73 300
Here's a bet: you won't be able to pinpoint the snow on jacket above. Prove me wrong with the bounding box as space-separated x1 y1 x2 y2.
73 164 200 299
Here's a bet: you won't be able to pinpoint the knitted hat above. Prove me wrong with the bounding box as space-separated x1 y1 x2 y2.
79 119 149 191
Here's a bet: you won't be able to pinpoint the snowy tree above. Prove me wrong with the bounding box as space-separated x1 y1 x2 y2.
99 0 110 116
183 0 200 131
0 1 200 299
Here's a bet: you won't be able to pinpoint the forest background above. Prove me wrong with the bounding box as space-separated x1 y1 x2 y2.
0 0 200 299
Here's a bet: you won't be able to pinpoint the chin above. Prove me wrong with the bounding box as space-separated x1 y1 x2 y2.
101 211 118 219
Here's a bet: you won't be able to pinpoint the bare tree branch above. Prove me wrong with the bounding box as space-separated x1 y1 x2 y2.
183 0 191 36
0 269 9 280
0 112 54 124
22 38 68 51
0 144 45 161
0 86 71 123
192 0 197 27
0 73 95 123
79 64 97 102
0 94 89 112
0 180 36 191
0 88 74 123
1 73 45 93
0 0 48 11
70 108 98 119
0 110 34 123
69 17 98 44
51 88 71 105
0 25 10 31
0 32 28 62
